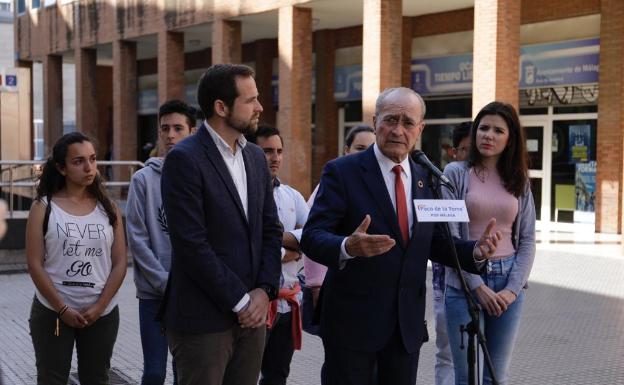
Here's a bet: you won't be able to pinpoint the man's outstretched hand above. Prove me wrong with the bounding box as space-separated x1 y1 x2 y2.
345 215 396 257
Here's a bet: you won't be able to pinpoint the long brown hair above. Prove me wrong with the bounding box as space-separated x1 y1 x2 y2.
36 132 117 226
468 101 529 197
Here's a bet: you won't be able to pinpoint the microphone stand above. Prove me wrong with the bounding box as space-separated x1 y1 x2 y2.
427 172 499 385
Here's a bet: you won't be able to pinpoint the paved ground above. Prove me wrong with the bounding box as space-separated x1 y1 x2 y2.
1 239 623 384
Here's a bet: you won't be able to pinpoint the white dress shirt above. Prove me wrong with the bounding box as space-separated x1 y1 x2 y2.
205 123 251 312
340 143 414 261
273 180 309 313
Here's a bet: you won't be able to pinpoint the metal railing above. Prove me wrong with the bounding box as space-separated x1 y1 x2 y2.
0 160 145 217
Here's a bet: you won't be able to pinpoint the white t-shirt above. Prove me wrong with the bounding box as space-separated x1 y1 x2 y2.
35 199 117 315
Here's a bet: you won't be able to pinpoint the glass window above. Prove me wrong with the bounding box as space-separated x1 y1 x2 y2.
17 0 26 13
423 96 471 120
554 105 598 114
550 119 597 222
342 102 362 123
31 0 41 9
421 123 458 170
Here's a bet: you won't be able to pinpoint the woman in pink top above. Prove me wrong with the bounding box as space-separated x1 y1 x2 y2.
442 102 536 385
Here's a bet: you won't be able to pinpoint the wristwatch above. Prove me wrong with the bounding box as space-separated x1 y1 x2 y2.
258 284 277 301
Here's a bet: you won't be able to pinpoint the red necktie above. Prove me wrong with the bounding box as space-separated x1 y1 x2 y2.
392 165 409 246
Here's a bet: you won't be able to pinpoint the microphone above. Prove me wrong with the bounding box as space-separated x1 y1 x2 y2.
411 150 455 192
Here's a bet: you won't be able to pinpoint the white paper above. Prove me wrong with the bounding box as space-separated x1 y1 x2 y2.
413 199 470 223
526 139 539 152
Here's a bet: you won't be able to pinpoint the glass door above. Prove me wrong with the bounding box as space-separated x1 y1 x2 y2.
521 118 552 223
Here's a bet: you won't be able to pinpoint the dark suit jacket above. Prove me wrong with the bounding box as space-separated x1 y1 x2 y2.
160 124 282 334
300 146 481 354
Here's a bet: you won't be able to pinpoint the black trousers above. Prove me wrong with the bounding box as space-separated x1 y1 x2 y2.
323 325 420 385
260 312 296 385
29 297 119 385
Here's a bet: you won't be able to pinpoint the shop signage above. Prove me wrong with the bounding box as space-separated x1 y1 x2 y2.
410 54 473 96
136 39 600 110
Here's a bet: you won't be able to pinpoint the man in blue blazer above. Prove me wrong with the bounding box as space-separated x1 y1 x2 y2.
160 64 282 385
301 87 501 385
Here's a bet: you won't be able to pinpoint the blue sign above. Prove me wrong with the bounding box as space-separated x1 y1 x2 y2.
411 54 473 96
520 38 599 88
5 75 17 87
334 65 362 101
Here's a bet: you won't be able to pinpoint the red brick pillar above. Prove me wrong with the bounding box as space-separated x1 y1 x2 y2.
112 40 137 171
402 16 413 88
472 0 521 115
212 19 242 64
313 29 338 186
278 6 312 196
43 54 63 156
362 0 403 121
596 0 624 233
158 31 185 105
75 48 98 139
254 39 277 125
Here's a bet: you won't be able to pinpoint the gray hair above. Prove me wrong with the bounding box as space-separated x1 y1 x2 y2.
374 87 426 120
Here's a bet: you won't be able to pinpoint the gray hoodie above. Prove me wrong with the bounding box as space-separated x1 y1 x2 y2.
126 157 172 299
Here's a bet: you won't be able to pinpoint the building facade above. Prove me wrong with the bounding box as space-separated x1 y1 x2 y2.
12 0 624 234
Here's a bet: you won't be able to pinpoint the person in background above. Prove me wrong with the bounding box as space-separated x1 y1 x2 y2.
443 102 536 385
431 121 471 385
126 99 196 385
25 132 127 385
249 125 309 385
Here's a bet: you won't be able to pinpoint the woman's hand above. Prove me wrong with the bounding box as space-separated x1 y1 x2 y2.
497 289 517 306
81 303 105 325
61 307 88 328
475 284 507 317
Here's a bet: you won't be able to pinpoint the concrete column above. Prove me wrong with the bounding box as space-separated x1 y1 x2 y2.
362 0 403 121
596 0 624 233
212 19 242 64
402 16 413 88
278 6 312 196
313 29 338 186
43 54 63 156
158 31 185 105
112 40 137 172
254 39 277 125
472 0 521 115
75 48 98 139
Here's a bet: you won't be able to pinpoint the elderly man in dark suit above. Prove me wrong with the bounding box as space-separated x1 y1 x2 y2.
160 64 282 385
301 87 501 385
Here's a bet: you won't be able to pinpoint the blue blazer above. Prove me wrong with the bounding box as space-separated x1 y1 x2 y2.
160 124 282 334
301 146 480 353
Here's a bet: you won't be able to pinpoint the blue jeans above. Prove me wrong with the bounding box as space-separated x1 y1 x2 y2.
139 299 177 385
445 255 525 385
434 288 454 385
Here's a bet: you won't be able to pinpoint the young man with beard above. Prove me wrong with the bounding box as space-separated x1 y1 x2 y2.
160 64 282 385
